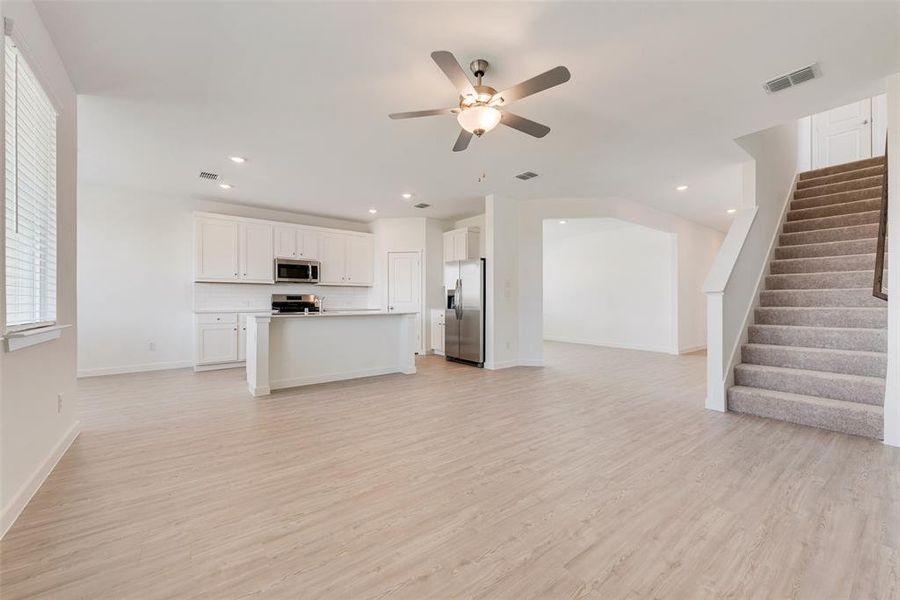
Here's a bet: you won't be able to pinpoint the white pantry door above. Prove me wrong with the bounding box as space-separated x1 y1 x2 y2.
388 251 423 353
811 99 872 169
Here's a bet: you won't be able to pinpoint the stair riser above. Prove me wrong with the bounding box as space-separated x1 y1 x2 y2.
782 211 879 233
727 389 883 439
759 289 886 308
755 308 886 328
766 271 876 290
734 366 884 406
779 224 879 246
799 157 885 180
793 176 884 199
741 345 885 378
790 187 882 211
748 325 886 353
787 198 881 222
770 254 877 274
774 238 877 259
796 166 884 189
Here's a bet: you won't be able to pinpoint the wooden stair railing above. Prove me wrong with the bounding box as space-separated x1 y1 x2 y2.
874 138 888 301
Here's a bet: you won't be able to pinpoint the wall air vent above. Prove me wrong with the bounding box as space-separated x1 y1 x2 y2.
515 171 539 180
764 63 820 94
198 171 219 181
413 203 430 209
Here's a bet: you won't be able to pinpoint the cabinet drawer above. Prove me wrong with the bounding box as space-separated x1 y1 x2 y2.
196 313 237 325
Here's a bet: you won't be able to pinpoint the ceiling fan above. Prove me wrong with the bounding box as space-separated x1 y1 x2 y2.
389 51 571 152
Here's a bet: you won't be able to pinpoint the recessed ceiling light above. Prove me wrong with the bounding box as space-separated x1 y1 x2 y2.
229 156 246 163
368 208 378 214
675 185 688 191
219 183 232 189
726 208 736 214
401 193 413 200
558 220 567 224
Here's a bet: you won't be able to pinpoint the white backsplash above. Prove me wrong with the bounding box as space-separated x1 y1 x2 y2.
194 283 378 312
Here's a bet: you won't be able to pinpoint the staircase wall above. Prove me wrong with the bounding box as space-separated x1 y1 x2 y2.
884 73 900 447
704 121 799 411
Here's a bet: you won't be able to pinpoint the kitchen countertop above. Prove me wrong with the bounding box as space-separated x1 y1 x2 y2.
268 310 416 318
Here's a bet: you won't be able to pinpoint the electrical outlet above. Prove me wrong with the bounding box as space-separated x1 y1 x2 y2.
57 393 63 414
148 341 156 351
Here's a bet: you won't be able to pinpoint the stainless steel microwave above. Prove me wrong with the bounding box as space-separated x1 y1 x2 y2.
274 258 320 283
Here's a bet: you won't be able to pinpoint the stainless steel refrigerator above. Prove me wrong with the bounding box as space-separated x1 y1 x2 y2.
445 258 485 367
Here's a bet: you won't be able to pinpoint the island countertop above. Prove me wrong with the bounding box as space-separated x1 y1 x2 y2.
268 310 417 318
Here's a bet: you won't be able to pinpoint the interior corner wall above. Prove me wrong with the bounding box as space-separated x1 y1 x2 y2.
0 0 79 537
883 72 900 447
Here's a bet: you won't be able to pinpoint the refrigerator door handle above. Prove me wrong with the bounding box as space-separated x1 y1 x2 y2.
455 278 462 320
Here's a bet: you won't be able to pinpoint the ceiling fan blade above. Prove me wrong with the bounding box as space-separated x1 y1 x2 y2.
452 129 473 152
493 66 571 105
389 107 457 120
500 111 551 138
431 51 476 97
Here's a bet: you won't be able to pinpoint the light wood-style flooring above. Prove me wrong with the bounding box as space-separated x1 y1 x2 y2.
1 342 898 599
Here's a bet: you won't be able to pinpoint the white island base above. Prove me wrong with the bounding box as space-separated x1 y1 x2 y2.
246 312 417 397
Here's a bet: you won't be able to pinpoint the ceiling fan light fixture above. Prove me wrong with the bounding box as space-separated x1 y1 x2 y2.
457 105 501 137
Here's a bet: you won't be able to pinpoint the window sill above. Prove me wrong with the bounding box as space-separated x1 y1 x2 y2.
3 324 71 352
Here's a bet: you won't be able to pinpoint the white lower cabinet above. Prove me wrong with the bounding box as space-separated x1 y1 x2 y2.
430 309 445 355
195 312 264 368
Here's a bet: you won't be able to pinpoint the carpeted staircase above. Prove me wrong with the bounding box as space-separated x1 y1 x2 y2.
727 156 887 439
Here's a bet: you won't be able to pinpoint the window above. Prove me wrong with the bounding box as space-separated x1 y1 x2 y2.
4 35 57 331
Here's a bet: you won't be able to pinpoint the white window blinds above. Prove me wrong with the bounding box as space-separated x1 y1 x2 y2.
5 35 57 331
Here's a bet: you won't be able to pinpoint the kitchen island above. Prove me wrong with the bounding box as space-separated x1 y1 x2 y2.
245 311 417 396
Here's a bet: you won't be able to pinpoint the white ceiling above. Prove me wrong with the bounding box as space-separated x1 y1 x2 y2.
543 217 643 243
33 1 900 230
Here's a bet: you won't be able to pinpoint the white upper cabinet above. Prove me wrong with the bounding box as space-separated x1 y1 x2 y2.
346 235 374 285
239 222 274 283
274 226 319 260
195 217 239 281
443 227 480 262
318 232 374 286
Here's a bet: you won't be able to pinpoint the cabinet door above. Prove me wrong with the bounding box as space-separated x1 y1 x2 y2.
239 223 274 283
195 218 239 281
443 232 455 263
274 226 298 258
453 231 467 261
297 229 319 259
318 233 347 284
197 323 238 364
346 236 374 285
238 314 248 361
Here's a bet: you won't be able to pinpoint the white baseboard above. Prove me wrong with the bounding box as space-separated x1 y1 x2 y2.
271 365 415 391
1 420 81 539
544 336 675 355
78 360 193 378
679 344 707 354
193 361 244 373
485 359 544 370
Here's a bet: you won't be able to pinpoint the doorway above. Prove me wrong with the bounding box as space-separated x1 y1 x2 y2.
810 94 888 169
388 251 424 354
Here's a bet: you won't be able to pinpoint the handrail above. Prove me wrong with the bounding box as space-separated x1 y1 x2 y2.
874 137 888 301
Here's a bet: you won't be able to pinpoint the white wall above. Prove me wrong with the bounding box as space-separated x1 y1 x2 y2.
0 0 80 536
883 73 900 447
704 120 799 411
543 219 677 353
484 195 520 369
77 184 376 376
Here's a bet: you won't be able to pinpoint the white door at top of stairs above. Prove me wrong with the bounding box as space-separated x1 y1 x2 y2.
811 95 887 169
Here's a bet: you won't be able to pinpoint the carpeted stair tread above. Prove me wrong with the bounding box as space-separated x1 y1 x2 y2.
754 306 886 328
759 288 885 308
733 363 884 406
741 343 885 377
769 253 877 274
779 224 878 246
793 175 883 199
782 210 879 233
765 270 879 290
727 386 883 439
799 156 885 180
786 198 881 222
748 324 887 353
790 186 883 211
774 238 877 259
796 165 885 190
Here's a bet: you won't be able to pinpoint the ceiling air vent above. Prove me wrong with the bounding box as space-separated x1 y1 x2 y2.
764 63 820 94
413 202 431 209
198 171 219 181
515 171 539 180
